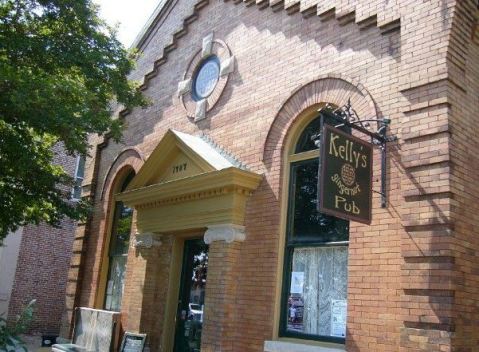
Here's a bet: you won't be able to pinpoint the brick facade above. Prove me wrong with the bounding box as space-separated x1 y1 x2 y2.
64 1 479 351
7 144 77 335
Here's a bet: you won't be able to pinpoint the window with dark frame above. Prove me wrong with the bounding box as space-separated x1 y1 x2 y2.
72 155 86 200
280 116 350 343
104 171 135 312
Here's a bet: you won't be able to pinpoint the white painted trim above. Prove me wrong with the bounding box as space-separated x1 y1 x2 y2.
201 32 214 58
177 78 191 96
194 99 207 121
132 233 163 248
204 224 245 244
220 55 235 76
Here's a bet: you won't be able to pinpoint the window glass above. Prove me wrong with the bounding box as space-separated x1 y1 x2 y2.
76 155 86 179
294 114 351 154
281 115 349 342
295 118 321 153
72 155 86 200
286 247 348 337
289 160 349 243
104 256 127 311
109 201 133 256
104 171 134 311
192 56 220 101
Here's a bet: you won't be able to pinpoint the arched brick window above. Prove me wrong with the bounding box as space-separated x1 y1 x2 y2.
104 170 135 311
280 114 350 343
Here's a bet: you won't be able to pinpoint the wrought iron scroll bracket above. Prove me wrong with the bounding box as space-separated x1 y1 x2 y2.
314 100 397 208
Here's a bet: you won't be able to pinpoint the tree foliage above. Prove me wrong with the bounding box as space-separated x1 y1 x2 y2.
0 0 147 240
0 299 36 351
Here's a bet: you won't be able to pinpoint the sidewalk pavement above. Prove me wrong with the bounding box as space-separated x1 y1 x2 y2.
19 334 52 352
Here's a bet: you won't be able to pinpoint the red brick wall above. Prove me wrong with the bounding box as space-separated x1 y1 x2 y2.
8 144 77 334
64 0 479 351
448 2 479 351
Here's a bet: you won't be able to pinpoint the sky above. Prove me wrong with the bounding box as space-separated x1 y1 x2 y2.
94 0 161 47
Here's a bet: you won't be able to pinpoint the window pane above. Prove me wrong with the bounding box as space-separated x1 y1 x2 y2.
110 201 133 255
286 246 348 338
295 114 349 154
72 178 83 200
71 155 86 200
104 170 134 311
295 118 321 153
104 255 127 311
76 155 86 179
290 160 349 243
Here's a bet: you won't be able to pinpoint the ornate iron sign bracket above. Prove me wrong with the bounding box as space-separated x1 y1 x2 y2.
314 100 397 209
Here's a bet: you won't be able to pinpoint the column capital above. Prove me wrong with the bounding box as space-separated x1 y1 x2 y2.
204 224 245 244
132 232 163 248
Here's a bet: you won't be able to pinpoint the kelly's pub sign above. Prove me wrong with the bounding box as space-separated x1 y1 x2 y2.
319 124 373 224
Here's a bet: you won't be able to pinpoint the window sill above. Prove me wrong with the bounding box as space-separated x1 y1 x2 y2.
264 340 345 352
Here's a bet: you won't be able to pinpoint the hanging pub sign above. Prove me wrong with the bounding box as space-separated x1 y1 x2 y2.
319 124 373 224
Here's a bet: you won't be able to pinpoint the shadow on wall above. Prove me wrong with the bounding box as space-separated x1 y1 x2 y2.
119 0 401 155
77 1 409 350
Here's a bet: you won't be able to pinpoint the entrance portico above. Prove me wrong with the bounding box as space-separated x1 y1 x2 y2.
117 129 262 351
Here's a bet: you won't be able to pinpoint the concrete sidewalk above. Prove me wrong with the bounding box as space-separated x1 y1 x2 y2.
19 334 52 352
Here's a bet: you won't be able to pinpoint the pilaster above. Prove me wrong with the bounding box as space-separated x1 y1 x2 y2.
121 232 168 350
201 224 245 352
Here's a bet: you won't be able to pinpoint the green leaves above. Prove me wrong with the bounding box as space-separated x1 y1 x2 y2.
0 0 147 239
0 299 36 352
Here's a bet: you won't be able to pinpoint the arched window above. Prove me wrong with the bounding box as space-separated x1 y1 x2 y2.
280 115 350 343
104 171 135 311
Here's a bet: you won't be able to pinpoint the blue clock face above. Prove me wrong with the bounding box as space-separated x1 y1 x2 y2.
193 56 220 100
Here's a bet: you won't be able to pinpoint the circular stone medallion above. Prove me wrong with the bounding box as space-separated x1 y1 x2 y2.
193 56 220 101
179 37 234 121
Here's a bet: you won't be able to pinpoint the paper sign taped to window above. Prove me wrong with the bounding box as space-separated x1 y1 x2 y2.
330 299 347 337
290 272 304 294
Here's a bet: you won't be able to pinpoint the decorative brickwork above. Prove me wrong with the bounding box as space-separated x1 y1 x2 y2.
61 147 144 337
263 74 377 170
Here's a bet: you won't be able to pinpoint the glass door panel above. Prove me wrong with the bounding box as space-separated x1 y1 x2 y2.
174 239 208 352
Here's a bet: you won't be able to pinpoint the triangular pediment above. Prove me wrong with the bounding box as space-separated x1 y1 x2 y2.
118 130 262 233
127 129 239 191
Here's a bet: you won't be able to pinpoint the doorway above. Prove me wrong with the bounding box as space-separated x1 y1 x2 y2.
173 239 208 352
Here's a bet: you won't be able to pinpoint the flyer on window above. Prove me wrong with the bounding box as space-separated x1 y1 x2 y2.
290 272 304 294
331 299 347 337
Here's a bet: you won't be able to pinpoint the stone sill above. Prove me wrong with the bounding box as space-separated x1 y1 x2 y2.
264 340 346 352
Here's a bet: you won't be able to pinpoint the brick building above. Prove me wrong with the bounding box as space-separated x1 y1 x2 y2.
0 145 81 336
64 0 479 351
